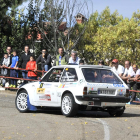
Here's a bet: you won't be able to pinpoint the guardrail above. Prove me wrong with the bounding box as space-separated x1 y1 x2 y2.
0 66 47 89
1 67 140 98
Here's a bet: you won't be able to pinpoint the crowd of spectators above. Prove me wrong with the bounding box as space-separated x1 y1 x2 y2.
99 59 140 102
0 46 84 88
0 45 139 102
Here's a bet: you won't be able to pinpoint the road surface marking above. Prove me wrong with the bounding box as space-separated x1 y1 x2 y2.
97 118 110 140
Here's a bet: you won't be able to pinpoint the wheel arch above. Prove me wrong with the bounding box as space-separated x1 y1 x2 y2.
61 90 73 99
17 88 27 95
61 90 82 105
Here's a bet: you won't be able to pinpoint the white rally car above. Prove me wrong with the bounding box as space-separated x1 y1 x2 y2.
15 65 130 117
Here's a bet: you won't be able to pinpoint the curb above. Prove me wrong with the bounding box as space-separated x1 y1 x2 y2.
126 101 140 105
0 89 16 94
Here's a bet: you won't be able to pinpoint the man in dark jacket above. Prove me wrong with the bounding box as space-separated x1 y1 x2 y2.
17 46 32 82
36 49 52 71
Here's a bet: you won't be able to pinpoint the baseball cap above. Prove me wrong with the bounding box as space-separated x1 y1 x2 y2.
112 59 118 63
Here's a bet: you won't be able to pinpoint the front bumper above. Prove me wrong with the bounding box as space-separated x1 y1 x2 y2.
76 95 130 103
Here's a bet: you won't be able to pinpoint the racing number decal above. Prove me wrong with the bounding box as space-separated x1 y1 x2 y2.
37 88 45 94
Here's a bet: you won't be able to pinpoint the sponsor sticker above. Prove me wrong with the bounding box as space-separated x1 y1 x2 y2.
59 84 63 88
37 88 45 94
59 83 77 88
118 89 124 96
87 83 113 87
113 84 124 87
89 87 94 90
79 79 83 84
39 94 51 101
43 83 52 88
40 83 44 88
62 84 65 88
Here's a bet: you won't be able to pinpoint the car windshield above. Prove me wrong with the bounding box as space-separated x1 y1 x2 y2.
82 68 122 84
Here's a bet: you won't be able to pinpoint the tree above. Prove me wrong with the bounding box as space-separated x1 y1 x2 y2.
78 7 140 65
0 0 28 56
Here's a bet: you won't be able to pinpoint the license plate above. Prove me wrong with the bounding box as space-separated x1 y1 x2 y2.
98 90 115 95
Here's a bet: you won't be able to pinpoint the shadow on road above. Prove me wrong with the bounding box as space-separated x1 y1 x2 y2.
29 108 140 118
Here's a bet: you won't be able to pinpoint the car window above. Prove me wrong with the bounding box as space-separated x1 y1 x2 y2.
41 68 64 82
60 68 78 82
82 68 122 84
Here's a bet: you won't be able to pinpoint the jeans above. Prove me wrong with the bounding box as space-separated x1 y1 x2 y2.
10 69 18 86
44 65 51 71
22 70 28 84
1 68 7 86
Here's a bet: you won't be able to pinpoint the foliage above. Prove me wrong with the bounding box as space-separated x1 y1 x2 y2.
1 3 140 66
74 7 140 65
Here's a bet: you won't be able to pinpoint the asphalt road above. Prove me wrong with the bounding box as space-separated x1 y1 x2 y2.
0 90 140 140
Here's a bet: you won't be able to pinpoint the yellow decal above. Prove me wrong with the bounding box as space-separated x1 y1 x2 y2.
65 68 68 71
37 88 45 94
58 84 63 88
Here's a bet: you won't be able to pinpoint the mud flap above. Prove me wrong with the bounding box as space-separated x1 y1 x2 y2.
27 95 37 111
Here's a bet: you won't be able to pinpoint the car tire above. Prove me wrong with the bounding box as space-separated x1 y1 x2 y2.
61 93 78 117
15 90 28 113
109 107 125 117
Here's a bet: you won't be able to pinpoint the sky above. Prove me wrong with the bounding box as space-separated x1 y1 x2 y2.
91 0 140 18
18 0 140 19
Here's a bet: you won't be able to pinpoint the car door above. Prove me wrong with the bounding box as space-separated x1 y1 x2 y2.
35 68 64 106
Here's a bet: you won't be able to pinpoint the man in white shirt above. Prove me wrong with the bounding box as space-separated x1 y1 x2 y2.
127 64 140 102
121 61 133 81
112 59 124 77
69 51 80 65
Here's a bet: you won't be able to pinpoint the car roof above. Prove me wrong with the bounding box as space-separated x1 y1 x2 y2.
52 65 111 70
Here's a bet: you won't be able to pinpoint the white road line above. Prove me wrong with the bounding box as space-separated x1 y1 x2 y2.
97 118 110 140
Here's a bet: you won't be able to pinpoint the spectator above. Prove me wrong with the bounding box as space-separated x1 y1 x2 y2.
98 60 104 66
53 47 69 66
112 59 124 77
6 46 12 57
9 50 18 88
0 46 12 76
121 61 133 81
36 49 52 71
69 51 80 65
127 64 140 102
0 53 10 87
79 60 84 65
17 45 31 84
26 55 37 80
105 58 109 66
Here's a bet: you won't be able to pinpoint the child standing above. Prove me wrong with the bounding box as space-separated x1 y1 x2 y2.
26 55 37 80
9 50 18 88
0 53 10 87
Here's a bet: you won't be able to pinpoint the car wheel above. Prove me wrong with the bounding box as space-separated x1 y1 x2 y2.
109 107 125 117
15 90 28 113
61 93 78 117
